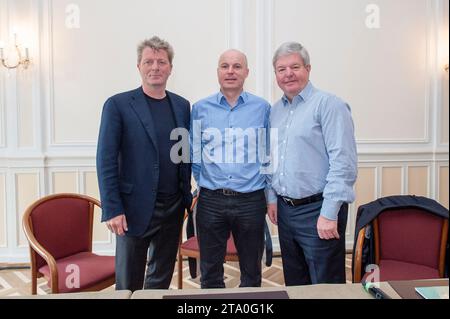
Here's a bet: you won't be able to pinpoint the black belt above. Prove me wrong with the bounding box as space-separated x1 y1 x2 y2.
280 193 323 207
204 188 262 197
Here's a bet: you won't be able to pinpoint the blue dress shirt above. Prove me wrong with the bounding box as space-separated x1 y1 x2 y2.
267 82 357 220
190 91 271 193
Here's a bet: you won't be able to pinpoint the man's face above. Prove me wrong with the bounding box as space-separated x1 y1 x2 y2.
138 47 172 89
274 53 311 101
217 50 249 92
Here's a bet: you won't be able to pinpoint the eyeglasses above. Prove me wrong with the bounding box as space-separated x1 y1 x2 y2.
275 64 307 75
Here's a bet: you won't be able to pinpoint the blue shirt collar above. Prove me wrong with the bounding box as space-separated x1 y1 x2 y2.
217 90 248 107
282 81 314 106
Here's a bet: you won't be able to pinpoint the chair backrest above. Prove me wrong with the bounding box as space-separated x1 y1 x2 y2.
377 208 446 270
23 194 97 269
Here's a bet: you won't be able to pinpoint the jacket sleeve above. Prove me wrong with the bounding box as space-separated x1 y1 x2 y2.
96 97 124 222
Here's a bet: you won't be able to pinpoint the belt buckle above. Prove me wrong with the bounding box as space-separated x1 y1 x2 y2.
283 197 295 206
223 189 235 196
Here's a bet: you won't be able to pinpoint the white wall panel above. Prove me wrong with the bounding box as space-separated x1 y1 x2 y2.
0 173 6 247
48 0 229 145
273 0 430 142
15 172 40 247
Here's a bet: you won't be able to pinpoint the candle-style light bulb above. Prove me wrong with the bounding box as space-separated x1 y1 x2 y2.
0 41 4 60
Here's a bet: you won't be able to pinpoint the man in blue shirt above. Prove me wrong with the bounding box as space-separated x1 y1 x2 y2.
267 42 357 285
190 49 271 288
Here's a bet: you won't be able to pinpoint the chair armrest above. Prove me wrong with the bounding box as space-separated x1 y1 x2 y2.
22 215 59 290
353 227 366 283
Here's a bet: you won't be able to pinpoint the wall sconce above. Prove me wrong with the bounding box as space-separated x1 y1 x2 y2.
0 34 30 70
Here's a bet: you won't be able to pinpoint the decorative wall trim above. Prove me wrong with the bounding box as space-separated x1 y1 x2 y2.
0 172 7 248
0 75 5 150
436 163 449 205
40 0 95 147
0 0 9 149
255 0 273 103
13 170 42 248
228 0 245 50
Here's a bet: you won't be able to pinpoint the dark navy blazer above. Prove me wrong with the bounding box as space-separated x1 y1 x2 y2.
96 87 192 237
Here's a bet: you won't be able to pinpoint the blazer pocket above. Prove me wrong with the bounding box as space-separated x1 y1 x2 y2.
119 182 134 194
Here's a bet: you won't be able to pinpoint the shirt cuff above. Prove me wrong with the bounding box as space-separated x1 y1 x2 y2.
320 199 343 221
265 187 278 204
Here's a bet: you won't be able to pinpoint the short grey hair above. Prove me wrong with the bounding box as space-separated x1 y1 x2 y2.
137 36 174 65
272 42 310 68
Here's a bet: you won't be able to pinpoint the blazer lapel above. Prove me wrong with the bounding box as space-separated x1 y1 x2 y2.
166 91 185 129
129 88 159 153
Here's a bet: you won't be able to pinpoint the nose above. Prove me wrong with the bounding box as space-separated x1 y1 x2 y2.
150 61 159 69
285 67 294 77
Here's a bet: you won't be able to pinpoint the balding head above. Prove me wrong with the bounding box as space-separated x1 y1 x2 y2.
217 49 249 94
218 49 248 68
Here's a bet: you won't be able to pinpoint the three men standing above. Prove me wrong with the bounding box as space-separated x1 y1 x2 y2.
97 37 357 290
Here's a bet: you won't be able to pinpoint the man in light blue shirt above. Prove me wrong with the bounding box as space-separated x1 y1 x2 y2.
190 49 271 288
267 42 357 285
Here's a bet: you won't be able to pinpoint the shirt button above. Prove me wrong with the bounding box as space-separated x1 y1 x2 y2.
281 156 284 160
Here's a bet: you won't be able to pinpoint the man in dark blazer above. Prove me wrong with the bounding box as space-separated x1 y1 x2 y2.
96 36 192 291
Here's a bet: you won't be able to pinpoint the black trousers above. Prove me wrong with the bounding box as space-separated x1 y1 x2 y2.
115 193 184 291
196 188 267 288
277 198 348 286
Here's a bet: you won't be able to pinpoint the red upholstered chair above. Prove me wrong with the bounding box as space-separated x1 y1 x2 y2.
177 196 239 289
353 207 448 282
22 193 115 294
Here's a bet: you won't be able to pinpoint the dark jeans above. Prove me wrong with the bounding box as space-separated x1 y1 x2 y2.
115 193 184 291
196 188 267 288
277 197 348 286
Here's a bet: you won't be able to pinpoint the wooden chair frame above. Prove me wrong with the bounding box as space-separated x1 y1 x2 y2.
22 193 115 294
353 215 448 283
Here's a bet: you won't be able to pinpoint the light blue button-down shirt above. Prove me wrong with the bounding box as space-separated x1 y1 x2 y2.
190 91 271 192
267 82 357 220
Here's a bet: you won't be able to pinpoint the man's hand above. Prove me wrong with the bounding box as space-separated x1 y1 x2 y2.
106 214 128 236
317 215 339 240
267 203 277 225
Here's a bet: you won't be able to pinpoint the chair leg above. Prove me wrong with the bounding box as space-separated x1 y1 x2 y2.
178 252 183 289
31 270 37 295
